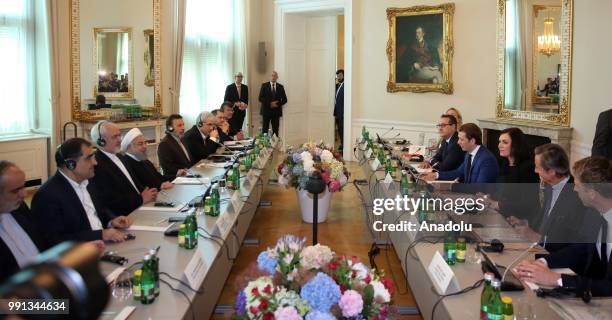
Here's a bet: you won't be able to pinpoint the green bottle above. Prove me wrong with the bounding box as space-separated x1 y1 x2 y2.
480 272 494 320
148 249 160 297
487 280 503 320
184 214 198 249
178 224 186 247
456 237 466 263
232 164 240 190
132 269 142 301
443 231 457 265
211 184 220 216
400 170 412 197
204 196 213 216
140 255 155 304
501 296 513 320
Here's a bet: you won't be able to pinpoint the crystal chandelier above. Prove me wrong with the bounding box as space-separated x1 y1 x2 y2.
537 17 561 57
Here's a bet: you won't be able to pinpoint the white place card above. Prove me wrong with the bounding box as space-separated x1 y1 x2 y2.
427 251 460 295
370 158 380 171
128 225 171 232
112 306 136 320
365 148 373 158
184 249 207 289
383 173 393 185
105 267 126 285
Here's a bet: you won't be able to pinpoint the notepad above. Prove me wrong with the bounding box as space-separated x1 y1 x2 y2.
172 177 205 184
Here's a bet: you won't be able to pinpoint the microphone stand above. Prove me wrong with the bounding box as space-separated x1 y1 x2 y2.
306 171 326 245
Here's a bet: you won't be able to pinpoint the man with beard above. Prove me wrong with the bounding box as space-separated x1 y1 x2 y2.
121 128 173 190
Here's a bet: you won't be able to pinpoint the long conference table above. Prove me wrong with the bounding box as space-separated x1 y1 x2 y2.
354 141 608 320
98 139 278 319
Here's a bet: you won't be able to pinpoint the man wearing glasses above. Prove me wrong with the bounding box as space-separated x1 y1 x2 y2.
182 111 220 165
420 114 464 171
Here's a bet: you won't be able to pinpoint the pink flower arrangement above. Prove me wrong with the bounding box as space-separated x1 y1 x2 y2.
339 290 364 317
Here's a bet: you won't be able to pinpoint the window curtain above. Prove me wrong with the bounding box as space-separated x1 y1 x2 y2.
179 0 246 126
504 0 526 109
0 0 50 136
170 0 186 113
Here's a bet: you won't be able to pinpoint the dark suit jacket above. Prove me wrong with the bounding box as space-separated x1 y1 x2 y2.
218 126 234 143
182 126 220 165
0 204 49 282
438 145 498 193
334 82 344 118
259 82 288 117
158 133 192 178
123 155 169 190
533 177 601 253
495 158 540 223
31 172 115 245
90 150 143 216
224 83 249 130
592 109 612 159
545 224 612 297
429 132 465 171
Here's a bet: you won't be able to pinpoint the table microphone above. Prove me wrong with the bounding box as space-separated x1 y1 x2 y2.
380 126 395 138
501 241 539 284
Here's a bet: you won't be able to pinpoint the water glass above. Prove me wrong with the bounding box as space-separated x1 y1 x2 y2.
112 270 133 301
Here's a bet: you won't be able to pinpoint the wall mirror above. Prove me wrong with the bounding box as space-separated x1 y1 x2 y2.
496 0 572 126
70 0 161 121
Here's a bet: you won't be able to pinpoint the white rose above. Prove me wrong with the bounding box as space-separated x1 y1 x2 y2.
303 160 315 172
278 175 289 186
338 174 348 186
370 280 391 303
351 262 369 280
300 151 313 161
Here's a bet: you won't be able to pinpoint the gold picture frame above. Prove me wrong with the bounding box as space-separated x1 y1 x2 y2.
496 0 572 127
386 3 454 94
70 0 162 121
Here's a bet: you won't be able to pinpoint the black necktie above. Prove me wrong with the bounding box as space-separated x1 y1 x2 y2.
272 83 276 96
465 154 473 182
601 219 608 263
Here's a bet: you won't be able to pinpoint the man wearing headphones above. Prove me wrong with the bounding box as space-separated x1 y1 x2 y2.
182 111 221 165
31 138 132 247
157 114 191 178
89 120 157 215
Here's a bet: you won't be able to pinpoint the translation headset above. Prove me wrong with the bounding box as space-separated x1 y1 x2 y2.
96 120 107 147
196 115 204 128
165 117 175 133
57 144 77 171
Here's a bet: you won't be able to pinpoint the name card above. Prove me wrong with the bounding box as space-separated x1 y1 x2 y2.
370 158 380 171
184 249 207 289
383 173 394 185
365 148 373 158
427 251 460 295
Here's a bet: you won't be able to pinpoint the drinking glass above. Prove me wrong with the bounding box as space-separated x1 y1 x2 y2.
112 270 133 301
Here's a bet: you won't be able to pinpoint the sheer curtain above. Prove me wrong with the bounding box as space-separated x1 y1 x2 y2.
505 0 526 109
0 0 50 135
180 0 246 125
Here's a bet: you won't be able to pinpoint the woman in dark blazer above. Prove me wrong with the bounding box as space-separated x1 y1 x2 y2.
490 128 541 224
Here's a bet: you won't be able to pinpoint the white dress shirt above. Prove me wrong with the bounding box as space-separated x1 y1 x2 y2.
0 212 39 267
59 171 103 231
171 134 191 162
99 149 139 193
597 208 612 261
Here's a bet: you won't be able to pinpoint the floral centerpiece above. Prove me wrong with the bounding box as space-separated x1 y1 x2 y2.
277 142 349 193
234 235 396 319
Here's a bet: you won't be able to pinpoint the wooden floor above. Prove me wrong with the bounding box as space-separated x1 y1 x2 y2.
211 161 423 320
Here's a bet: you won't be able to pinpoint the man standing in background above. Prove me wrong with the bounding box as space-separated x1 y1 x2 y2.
259 71 287 136
334 69 344 152
224 72 249 131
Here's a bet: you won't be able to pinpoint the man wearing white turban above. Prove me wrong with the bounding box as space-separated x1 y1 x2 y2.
122 128 173 190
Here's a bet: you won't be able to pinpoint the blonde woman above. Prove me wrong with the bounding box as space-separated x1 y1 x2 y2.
446 107 463 127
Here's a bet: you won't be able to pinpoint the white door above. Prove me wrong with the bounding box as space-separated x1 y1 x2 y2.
282 14 307 148
306 16 336 145
281 14 336 148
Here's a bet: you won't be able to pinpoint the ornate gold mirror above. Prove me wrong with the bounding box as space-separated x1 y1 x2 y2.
70 0 161 121
496 0 572 126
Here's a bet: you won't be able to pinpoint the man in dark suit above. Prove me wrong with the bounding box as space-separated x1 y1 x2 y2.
420 114 465 171
334 69 344 150
422 123 498 193
517 156 612 297
31 138 132 247
592 108 612 159
121 128 173 190
0 161 49 282
224 72 249 131
259 71 288 136
213 109 233 143
158 114 192 179
182 111 220 165
89 121 157 215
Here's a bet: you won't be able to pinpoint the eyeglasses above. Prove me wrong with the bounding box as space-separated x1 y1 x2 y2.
436 123 452 128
